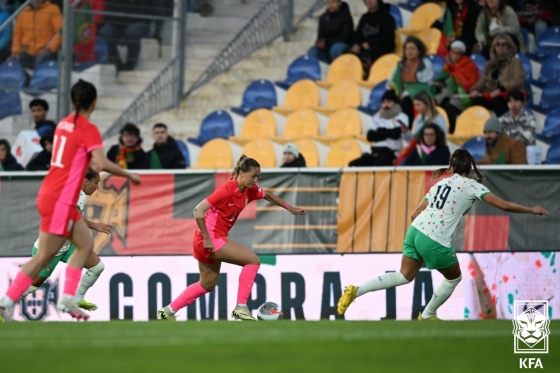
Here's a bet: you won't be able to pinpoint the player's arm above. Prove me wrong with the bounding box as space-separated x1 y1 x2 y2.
193 200 214 252
411 199 429 222
83 217 112 234
482 194 550 215
264 192 306 215
91 149 141 185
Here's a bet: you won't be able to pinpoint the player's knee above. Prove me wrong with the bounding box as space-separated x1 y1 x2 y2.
446 274 462 286
248 255 260 266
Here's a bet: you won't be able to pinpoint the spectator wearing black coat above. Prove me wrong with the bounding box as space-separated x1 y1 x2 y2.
402 123 451 166
351 0 396 78
281 143 306 168
444 0 482 55
0 138 24 171
29 98 56 137
107 123 146 169
308 0 354 63
145 123 186 169
26 130 53 171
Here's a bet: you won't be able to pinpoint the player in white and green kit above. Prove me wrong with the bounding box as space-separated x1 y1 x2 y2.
337 149 550 319
21 170 111 311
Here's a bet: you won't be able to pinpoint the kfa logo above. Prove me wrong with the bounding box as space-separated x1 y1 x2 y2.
20 279 59 321
513 301 549 369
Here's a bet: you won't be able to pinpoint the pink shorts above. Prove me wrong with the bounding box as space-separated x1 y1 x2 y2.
37 196 82 238
192 231 227 264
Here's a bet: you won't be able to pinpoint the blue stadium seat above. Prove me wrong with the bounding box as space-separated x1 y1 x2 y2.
399 0 422 12
428 54 445 79
529 26 560 61
461 136 486 162
531 54 560 87
524 80 533 106
358 80 387 115
0 90 22 120
29 60 58 91
531 81 560 114
187 110 234 146
389 4 403 28
537 108 560 144
470 53 486 75
276 55 321 90
516 53 532 81
175 139 190 167
73 37 109 71
231 79 277 116
0 60 26 88
545 138 560 164
520 28 530 48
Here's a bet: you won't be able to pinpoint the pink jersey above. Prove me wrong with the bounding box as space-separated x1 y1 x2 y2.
38 113 103 206
203 179 266 238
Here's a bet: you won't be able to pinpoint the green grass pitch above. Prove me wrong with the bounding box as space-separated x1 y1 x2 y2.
1 320 558 372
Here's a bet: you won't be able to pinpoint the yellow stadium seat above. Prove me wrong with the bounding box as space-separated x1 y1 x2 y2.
447 106 490 146
242 139 282 168
320 108 363 141
229 109 277 145
294 138 321 167
196 139 239 169
360 54 400 90
417 28 442 55
272 80 320 116
325 138 368 167
316 54 363 89
312 80 362 116
436 106 450 132
409 3 444 31
279 109 321 141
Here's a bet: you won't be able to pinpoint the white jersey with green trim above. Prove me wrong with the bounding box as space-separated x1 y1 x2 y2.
33 191 87 256
412 174 491 247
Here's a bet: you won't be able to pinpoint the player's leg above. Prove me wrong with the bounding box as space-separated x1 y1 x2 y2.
419 261 462 320
21 244 62 300
212 240 260 321
159 260 221 321
20 277 48 300
74 251 105 311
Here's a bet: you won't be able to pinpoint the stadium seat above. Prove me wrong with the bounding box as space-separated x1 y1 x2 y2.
531 54 560 87
529 26 560 61
410 3 443 30
470 53 487 75
174 139 190 168
447 106 490 146
280 109 321 140
312 80 362 116
196 139 242 169
389 4 403 28
544 138 560 164
428 54 445 80
516 53 532 82
275 55 321 90
416 28 442 55
531 81 560 114
325 137 370 167
461 136 486 162
73 37 109 71
0 90 22 120
524 80 534 106
321 108 364 141
242 139 283 168
272 79 320 116
360 54 399 90
229 109 277 144
231 80 277 116
29 60 58 91
537 108 560 144
293 138 329 167
358 80 387 115
316 54 363 89
436 106 450 132
0 60 26 88
398 0 422 12
188 110 235 146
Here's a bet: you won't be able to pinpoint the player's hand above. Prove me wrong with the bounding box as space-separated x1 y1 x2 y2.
530 206 550 216
94 222 112 234
129 173 141 185
203 237 215 253
288 206 306 215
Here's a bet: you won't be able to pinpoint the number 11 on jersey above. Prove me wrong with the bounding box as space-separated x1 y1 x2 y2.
51 135 67 168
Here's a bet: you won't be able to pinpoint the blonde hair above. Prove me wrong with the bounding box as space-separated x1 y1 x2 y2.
413 91 439 123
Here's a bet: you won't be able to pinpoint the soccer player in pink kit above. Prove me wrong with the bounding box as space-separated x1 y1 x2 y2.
0 80 141 321
158 155 306 321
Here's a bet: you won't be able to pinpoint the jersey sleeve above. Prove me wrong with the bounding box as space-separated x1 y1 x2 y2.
83 124 103 153
205 186 230 209
248 184 266 202
469 181 491 200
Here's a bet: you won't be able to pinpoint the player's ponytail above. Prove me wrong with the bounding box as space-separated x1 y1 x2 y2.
231 154 260 179
71 79 97 123
434 149 484 183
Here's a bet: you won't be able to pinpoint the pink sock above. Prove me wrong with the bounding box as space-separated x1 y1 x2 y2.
237 264 260 304
170 282 209 312
6 271 33 302
63 266 82 297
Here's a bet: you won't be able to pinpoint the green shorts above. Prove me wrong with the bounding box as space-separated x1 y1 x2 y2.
31 244 76 279
402 226 458 270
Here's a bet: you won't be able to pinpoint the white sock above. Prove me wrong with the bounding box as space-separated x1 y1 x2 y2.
75 261 105 302
237 303 246 307
167 304 176 314
356 272 410 297
422 275 462 318
19 286 39 301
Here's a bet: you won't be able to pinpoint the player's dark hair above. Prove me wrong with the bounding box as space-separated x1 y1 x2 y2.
85 169 99 181
29 98 49 111
71 79 97 124
231 154 260 179
153 123 168 131
433 149 484 183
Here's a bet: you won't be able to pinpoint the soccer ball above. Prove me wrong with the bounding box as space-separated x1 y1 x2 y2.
256 302 283 321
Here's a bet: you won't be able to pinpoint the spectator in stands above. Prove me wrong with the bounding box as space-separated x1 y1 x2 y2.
0 7 12 61
308 0 354 64
29 98 56 136
281 143 306 168
99 0 153 71
26 129 52 171
401 124 450 166
470 34 525 117
388 36 435 125
351 0 396 78
443 0 481 55
9 0 62 69
473 0 525 57
107 123 146 169
478 116 527 164
435 40 480 133
402 91 447 143
498 89 536 146
349 90 407 166
144 123 186 169
0 138 24 171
